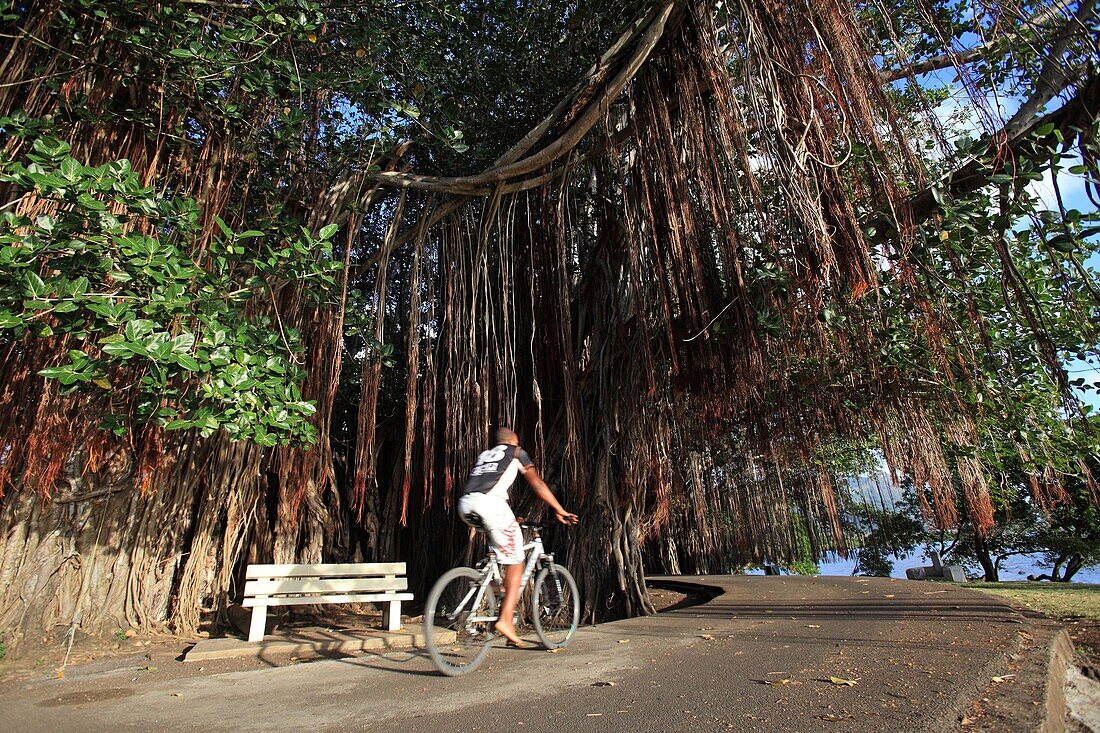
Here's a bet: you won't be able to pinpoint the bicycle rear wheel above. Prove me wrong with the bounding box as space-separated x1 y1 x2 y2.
531 563 579 649
424 567 497 676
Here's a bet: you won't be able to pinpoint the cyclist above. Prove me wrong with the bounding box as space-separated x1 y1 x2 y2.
457 427 578 648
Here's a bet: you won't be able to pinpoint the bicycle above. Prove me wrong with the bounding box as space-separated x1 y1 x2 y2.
423 520 580 676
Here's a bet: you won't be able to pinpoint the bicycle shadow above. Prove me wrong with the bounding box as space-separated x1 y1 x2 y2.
345 640 554 677
332 646 442 677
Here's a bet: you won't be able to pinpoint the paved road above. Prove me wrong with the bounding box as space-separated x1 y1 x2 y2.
1 576 1055 732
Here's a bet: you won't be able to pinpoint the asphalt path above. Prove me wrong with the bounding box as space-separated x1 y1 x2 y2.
1 575 1048 733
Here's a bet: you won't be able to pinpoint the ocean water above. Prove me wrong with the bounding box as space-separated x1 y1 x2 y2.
814 547 1100 584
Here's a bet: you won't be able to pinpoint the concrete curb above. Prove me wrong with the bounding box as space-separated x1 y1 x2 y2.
183 626 454 662
1042 628 1075 733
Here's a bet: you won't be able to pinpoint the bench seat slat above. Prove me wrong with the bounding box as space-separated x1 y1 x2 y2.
245 577 406 597
243 592 414 608
246 562 405 579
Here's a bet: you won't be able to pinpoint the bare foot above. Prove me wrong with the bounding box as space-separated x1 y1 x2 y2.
494 621 526 648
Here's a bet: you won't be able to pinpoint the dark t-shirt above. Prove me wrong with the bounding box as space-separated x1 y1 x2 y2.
461 444 534 502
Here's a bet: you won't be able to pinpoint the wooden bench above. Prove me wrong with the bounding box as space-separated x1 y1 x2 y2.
243 562 414 642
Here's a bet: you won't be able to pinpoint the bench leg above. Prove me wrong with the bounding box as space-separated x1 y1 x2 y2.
384 600 401 632
248 605 267 642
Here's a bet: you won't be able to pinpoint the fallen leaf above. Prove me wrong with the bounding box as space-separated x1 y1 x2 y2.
139 665 157 671
828 676 859 687
592 681 616 687
991 674 1015 683
764 677 793 686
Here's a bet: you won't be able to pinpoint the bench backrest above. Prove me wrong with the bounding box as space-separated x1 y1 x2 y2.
244 562 407 600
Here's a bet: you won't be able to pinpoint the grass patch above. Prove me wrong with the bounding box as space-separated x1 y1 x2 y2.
964 581 1100 621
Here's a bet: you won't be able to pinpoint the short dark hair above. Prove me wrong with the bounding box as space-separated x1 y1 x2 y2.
493 427 518 445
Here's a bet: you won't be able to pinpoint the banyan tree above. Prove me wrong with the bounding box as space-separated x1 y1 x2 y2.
1 0 1098 650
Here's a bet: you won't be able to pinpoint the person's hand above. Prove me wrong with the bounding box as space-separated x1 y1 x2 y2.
555 509 579 525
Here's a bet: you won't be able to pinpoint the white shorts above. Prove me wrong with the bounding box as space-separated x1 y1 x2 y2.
457 493 524 565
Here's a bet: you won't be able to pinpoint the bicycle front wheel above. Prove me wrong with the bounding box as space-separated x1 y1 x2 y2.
531 563 579 649
424 567 497 676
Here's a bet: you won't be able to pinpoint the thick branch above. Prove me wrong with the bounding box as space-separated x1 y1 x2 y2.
891 71 1100 229
368 2 676 193
1003 0 1099 138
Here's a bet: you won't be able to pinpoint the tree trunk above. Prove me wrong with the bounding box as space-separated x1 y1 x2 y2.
973 533 999 581
1056 552 1083 582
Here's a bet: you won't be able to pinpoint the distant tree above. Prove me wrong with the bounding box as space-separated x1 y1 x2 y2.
1029 464 1100 582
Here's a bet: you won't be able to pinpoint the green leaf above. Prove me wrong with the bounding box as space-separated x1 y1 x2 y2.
60 156 80 180
101 342 134 358
23 270 48 298
213 216 234 239
38 366 77 380
175 354 201 372
171 332 196 352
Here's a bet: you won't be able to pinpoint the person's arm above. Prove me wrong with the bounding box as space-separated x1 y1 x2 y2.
520 463 578 524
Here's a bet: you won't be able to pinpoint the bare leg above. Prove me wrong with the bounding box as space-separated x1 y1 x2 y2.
494 562 526 647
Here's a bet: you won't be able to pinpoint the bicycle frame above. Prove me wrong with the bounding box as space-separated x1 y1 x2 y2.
463 529 552 624
424 522 578 674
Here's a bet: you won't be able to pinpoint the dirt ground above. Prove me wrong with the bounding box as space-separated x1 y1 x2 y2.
646 585 690 612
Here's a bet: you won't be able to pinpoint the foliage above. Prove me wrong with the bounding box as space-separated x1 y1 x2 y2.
0 120 343 445
852 503 926 577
